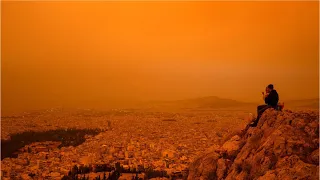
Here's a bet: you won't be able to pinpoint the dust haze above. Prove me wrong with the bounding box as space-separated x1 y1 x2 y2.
2 1 319 115
1 2 319 180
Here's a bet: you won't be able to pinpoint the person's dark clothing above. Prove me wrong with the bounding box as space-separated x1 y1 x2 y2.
250 105 272 127
250 90 279 127
265 90 279 107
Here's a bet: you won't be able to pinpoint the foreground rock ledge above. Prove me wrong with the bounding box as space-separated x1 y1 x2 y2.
188 109 319 180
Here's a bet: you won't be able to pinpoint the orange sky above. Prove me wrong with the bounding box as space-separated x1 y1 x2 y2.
1 1 319 114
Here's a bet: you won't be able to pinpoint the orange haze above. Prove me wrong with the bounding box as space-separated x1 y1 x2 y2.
1 1 319 115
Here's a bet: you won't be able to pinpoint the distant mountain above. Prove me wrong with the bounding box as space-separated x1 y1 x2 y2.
141 97 319 110
283 98 319 109
175 96 253 108
142 96 253 109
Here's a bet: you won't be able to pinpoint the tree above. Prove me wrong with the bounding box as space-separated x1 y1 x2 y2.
115 162 121 172
103 172 107 180
61 175 69 180
89 164 93 172
79 165 84 174
72 165 79 175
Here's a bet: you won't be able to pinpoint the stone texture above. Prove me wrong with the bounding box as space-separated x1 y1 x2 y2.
188 109 319 180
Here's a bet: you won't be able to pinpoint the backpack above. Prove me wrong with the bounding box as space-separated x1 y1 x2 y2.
277 102 284 111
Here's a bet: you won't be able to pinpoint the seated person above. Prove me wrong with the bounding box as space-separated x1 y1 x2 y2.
250 84 279 127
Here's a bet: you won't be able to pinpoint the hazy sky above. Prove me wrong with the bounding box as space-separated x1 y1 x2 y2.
2 1 319 114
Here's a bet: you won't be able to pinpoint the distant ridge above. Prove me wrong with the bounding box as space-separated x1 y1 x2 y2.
283 98 319 109
143 96 253 109
142 97 319 110
284 98 319 102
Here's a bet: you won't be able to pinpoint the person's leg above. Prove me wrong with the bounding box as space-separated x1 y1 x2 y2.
258 105 271 118
256 105 268 121
251 105 270 127
257 105 268 115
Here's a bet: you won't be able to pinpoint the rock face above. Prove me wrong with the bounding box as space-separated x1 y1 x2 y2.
188 109 319 180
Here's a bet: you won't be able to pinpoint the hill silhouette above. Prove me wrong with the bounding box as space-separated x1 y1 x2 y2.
188 109 319 180
283 98 319 109
142 96 253 109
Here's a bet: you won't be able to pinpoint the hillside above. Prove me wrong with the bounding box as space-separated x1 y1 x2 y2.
142 96 252 110
284 98 319 110
188 109 319 180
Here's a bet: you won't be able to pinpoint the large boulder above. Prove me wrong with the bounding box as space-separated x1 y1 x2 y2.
221 135 242 158
187 152 220 180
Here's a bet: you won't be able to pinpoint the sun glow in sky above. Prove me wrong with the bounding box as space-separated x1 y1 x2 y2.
2 1 319 114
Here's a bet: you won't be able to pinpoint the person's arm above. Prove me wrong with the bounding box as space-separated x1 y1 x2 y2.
264 93 270 104
262 92 268 101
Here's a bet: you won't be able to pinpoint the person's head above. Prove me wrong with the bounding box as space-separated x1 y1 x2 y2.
266 84 274 93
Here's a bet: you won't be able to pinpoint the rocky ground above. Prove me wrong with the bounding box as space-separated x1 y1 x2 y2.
188 109 319 180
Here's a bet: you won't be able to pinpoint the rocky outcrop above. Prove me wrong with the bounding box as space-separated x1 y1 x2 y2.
188 109 319 180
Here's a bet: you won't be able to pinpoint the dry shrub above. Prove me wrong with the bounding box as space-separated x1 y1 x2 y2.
235 163 242 173
268 154 278 170
248 130 263 150
208 171 217 180
242 161 252 174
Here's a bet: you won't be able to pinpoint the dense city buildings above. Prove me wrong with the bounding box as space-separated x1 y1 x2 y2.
1 108 249 179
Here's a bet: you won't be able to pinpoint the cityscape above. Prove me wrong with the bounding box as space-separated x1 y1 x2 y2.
1 108 249 179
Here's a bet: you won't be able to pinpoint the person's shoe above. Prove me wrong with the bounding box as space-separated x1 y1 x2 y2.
249 121 257 127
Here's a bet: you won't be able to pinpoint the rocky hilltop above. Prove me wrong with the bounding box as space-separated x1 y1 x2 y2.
188 109 319 180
